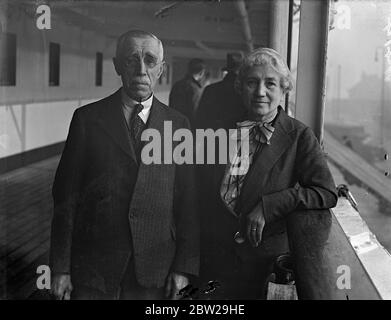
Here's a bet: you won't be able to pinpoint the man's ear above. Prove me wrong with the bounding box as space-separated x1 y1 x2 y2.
157 61 165 79
113 57 121 76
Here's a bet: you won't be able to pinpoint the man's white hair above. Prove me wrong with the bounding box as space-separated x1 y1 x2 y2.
115 30 164 61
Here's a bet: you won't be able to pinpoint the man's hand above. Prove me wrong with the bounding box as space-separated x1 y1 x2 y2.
245 201 266 247
51 274 73 300
165 272 189 300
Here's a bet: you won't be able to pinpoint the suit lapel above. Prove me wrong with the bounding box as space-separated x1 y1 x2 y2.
96 89 137 163
236 109 293 215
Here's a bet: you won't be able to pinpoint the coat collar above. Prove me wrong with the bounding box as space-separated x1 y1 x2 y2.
186 75 203 88
222 72 237 84
96 88 167 164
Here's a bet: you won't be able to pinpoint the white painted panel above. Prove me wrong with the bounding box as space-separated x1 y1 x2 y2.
0 100 78 157
25 100 79 150
0 104 23 158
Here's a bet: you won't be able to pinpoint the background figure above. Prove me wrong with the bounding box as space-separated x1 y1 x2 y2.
195 53 246 277
198 48 337 299
49 30 199 300
201 71 212 88
195 52 246 130
169 58 206 127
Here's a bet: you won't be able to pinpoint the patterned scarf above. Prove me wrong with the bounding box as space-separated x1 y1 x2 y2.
220 113 277 217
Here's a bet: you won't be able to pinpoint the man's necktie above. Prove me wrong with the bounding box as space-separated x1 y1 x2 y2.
130 103 145 162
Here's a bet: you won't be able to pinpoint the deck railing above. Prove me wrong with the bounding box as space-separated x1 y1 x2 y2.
287 208 381 300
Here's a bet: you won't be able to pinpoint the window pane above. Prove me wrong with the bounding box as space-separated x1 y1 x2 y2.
49 42 60 86
324 0 391 251
0 32 16 86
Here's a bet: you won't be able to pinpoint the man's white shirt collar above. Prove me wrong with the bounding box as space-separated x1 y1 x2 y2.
121 88 153 124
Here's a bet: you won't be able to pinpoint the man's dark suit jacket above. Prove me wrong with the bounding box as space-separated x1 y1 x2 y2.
198 107 338 298
195 72 246 130
50 89 199 298
169 75 203 127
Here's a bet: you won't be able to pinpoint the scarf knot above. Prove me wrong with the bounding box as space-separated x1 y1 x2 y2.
235 120 275 145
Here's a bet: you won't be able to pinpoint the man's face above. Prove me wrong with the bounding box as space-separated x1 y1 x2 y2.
241 65 284 121
113 36 164 101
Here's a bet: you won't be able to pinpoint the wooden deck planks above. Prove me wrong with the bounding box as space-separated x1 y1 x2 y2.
0 156 59 299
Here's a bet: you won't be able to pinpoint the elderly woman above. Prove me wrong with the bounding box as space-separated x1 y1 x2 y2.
198 48 337 299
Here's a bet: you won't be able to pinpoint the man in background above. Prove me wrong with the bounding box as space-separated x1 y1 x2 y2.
169 58 206 127
196 52 246 130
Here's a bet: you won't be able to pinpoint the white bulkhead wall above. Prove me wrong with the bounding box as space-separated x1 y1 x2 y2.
0 10 172 159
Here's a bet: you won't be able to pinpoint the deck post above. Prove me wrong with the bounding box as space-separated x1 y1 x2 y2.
294 0 330 143
269 0 290 63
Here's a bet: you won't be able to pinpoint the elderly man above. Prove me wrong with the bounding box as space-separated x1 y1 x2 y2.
50 30 199 300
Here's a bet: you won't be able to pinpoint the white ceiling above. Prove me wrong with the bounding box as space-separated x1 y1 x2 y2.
12 0 271 55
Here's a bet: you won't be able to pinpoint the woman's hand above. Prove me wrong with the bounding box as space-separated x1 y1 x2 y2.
165 272 189 300
51 274 73 300
245 201 266 247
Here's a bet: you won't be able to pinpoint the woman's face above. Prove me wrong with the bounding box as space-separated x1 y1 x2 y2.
240 64 285 121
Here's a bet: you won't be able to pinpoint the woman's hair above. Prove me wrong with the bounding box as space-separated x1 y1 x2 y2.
235 47 294 94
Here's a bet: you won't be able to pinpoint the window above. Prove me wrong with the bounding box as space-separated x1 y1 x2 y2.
324 0 391 252
0 32 16 86
95 52 103 86
49 42 60 86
